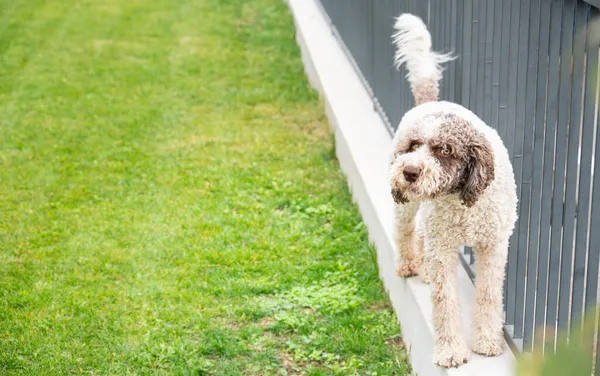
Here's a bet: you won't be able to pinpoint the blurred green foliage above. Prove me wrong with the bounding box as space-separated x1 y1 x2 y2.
517 308 597 376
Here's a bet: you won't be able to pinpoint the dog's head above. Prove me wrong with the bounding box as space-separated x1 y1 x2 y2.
388 112 495 207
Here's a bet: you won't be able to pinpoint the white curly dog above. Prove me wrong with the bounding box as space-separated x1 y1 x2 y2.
388 14 518 368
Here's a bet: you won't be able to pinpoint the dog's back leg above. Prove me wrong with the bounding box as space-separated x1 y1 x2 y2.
413 233 429 283
472 240 509 356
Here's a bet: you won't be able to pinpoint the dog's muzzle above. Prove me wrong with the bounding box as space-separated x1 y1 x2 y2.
403 165 422 183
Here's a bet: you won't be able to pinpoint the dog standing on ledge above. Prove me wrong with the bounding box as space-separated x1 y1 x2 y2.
388 14 518 368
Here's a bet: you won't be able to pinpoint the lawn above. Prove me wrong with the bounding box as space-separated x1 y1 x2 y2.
0 0 410 374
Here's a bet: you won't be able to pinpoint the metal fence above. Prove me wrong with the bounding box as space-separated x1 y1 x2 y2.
318 0 600 361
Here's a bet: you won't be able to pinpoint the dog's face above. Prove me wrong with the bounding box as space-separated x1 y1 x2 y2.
389 112 495 207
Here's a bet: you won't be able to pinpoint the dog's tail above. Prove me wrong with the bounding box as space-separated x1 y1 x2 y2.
392 14 454 105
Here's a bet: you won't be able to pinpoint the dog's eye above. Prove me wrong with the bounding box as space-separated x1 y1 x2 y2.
410 143 420 152
440 144 451 156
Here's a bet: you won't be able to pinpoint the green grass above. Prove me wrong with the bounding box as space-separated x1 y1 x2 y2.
0 0 410 374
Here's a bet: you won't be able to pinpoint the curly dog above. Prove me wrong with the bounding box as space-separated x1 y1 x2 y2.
388 14 518 368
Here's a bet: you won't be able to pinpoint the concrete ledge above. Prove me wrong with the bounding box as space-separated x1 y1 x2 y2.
288 1 517 375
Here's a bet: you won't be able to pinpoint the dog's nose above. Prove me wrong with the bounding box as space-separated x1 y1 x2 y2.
403 166 422 183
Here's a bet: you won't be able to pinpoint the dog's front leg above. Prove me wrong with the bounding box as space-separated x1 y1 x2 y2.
430 244 470 367
393 202 420 277
472 241 508 356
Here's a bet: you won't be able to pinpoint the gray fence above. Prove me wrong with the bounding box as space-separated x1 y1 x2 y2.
318 0 600 363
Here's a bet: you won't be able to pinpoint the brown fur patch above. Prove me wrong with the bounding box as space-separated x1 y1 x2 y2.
394 130 426 156
460 136 495 207
429 114 495 206
392 188 409 204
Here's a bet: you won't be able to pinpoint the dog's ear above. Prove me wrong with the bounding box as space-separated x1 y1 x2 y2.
459 136 494 207
392 188 410 204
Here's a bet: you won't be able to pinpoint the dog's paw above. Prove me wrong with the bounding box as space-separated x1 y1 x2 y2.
396 262 418 278
434 344 470 368
472 334 505 357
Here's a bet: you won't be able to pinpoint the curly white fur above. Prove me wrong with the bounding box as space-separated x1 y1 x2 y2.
392 14 454 104
389 14 518 368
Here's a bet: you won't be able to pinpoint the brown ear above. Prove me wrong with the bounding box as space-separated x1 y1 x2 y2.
459 137 495 207
391 188 410 204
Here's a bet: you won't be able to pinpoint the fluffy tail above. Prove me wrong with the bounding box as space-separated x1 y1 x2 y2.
392 14 454 105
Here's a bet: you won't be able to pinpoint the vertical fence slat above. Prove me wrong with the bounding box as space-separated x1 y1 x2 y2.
446 0 453 101
583 7 600 318
397 0 406 128
537 0 565 354
580 11 600 375
401 0 408 127
585 10 600 370
418 0 428 22
470 0 480 111
390 0 397 130
476 0 487 118
498 0 512 138
501 0 518 326
405 0 412 112
547 0 576 339
446 0 452 100
483 0 494 125
572 3 596 329
558 0 589 333
373 0 394 130
526 0 553 352
506 0 523 159
432 1 441 97
450 0 458 103
462 0 473 107
491 0 502 131
507 0 525 329
438 0 443 98
364 1 373 86
453 0 461 103
363 1 371 85
441 0 446 98
485 0 505 306
443 0 449 100
521 0 543 350
394 0 402 128
513 0 534 340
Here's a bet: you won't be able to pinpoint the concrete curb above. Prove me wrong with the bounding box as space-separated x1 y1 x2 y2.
288 1 517 375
